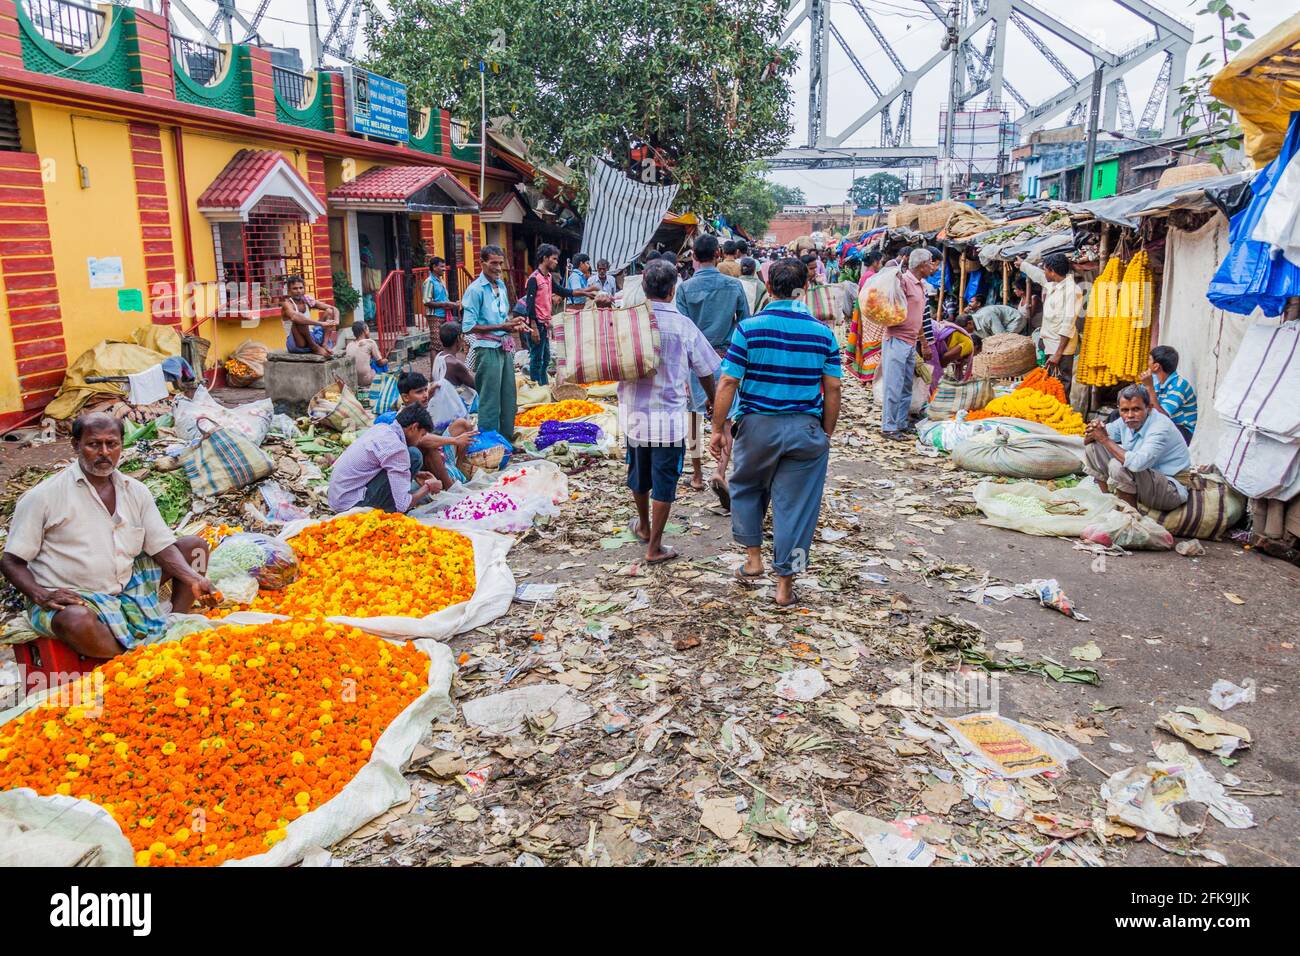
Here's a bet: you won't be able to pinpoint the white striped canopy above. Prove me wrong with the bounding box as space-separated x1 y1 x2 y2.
580 159 680 273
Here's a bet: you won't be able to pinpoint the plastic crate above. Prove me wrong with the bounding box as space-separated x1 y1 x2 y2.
12 637 95 697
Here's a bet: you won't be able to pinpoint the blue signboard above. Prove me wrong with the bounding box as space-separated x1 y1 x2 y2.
342 66 409 144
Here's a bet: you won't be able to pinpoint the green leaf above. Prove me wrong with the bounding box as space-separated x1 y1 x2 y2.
1226 38 1242 51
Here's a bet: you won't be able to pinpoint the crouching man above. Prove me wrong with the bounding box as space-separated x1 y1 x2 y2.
0 413 214 660
1083 384 1191 510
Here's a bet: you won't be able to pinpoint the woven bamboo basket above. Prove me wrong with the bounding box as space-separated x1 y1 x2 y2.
972 333 1037 379
916 199 967 233
550 383 585 402
1158 163 1220 189
887 203 922 229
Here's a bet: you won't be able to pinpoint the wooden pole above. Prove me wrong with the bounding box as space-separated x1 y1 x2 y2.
1001 260 1010 304
958 254 968 316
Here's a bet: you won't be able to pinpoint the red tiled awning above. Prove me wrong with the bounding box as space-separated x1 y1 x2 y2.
480 190 526 224
197 149 326 222
328 165 480 213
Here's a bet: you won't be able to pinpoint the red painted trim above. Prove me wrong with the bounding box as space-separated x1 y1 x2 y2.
0 222 50 239
0 168 40 186
9 321 63 343
3 271 54 291
0 185 41 202
0 254 55 271
22 387 59 409
17 353 65 376
0 151 37 170
7 304 62 323
7 287 59 308
13 337 64 359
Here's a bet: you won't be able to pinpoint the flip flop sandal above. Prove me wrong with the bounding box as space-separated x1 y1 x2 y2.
733 566 764 587
774 591 801 608
646 548 680 565
710 477 731 512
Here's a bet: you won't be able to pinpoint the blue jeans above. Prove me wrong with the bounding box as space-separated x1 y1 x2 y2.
880 336 915 434
528 322 551 385
728 413 830 578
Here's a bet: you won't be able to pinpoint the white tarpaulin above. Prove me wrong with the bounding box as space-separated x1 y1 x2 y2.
1156 215 1253 467
0 629 456 867
581 159 679 273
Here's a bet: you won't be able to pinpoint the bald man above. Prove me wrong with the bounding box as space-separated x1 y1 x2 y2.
1 412 215 660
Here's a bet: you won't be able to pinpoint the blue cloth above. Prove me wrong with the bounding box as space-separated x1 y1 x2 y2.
286 324 324 353
1207 110 1300 316
462 274 512 348
424 273 451 320
720 302 841 418
565 270 591 305
728 412 830 577
374 410 398 425
879 336 914 434
674 266 751 349
1105 412 1192 479
26 554 166 651
626 443 686 503
1155 372 1198 437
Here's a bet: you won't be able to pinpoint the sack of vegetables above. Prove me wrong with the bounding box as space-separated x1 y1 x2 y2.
207 532 300 603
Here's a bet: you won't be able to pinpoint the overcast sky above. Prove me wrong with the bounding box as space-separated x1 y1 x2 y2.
177 0 1285 204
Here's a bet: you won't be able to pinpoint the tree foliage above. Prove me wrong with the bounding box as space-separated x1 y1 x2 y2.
1172 0 1250 169
848 172 905 210
721 169 804 236
364 0 796 214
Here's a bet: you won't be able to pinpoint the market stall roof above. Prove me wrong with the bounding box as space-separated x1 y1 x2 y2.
1066 169 1254 228
1212 12 1300 167
480 190 527 224
328 166 480 214
486 122 575 193
197 149 326 222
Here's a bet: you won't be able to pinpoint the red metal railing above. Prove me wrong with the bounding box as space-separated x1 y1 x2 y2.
411 267 430 331
375 270 406 358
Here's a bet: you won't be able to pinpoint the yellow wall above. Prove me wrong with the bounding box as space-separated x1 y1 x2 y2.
31 105 152 362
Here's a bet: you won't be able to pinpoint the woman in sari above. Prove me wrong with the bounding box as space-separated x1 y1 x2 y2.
928 318 979 388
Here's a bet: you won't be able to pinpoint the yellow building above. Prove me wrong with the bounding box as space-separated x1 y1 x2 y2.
0 0 537 428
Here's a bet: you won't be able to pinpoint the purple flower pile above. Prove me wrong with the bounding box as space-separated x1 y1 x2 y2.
535 419 604 450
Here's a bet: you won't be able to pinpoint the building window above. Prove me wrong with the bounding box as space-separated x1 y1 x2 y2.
212 197 316 317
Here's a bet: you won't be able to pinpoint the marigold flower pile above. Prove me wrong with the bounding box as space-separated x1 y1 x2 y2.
1016 367 1068 404
965 388 1085 435
240 512 475 618
516 399 604 428
198 523 243 549
0 621 428 866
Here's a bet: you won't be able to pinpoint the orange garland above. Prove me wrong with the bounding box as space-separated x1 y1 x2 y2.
1017 367 1067 404
516 399 604 428
235 512 476 619
0 621 428 866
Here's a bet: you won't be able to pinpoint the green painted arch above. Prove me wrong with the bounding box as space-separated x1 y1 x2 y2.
17 1 135 92
274 75 329 131
173 45 253 116
408 109 443 157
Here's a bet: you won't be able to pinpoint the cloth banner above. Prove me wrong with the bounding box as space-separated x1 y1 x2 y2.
581 159 680 273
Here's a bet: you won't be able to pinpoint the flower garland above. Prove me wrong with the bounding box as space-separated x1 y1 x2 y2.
242 512 476 619
516 399 604 428
441 489 520 523
1017 367 1067 405
535 419 603 450
0 621 428 866
964 388 1085 435
198 524 243 549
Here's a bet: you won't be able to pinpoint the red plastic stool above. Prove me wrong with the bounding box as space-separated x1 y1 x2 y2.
11 637 95 697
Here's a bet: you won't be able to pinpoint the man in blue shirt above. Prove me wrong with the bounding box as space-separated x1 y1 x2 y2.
710 258 842 608
676 234 750 496
1141 345 1198 444
1084 384 1191 511
422 256 460 324
462 244 529 440
565 253 598 306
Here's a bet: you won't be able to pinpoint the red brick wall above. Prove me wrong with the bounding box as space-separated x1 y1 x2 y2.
0 153 67 428
0 0 21 68
130 123 180 327
305 153 333 304
246 45 276 121
126 9 175 99
438 111 451 156
323 73 347 135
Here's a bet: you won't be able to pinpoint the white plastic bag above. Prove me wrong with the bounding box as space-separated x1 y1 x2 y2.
1081 508 1175 550
174 387 272 446
857 263 908 328
952 426 1085 479
974 478 1119 537
426 379 469 430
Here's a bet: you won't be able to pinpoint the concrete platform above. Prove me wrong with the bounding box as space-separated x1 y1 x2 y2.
265 351 357 416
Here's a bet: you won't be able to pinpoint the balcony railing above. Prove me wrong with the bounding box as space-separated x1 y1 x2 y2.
27 0 105 54
272 64 310 108
172 35 226 87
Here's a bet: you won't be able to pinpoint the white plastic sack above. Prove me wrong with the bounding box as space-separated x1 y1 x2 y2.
209 510 516 641
1081 508 1175 551
426 378 470 429
175 386 272 446
973 478 1119 537
418 461 569 533
0 623 455 867
952 426 1084 479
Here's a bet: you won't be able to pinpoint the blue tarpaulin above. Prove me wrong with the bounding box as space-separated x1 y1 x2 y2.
1207 111 1300 316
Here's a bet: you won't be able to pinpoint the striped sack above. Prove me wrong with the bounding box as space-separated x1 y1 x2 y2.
927 373 993 421
553 302 660 383
806 283 839 324
181 426 274 498
1138 468 1246 541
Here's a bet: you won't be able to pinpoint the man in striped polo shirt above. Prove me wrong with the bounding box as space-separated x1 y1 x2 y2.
710 258 842 608
1141 345 1198 444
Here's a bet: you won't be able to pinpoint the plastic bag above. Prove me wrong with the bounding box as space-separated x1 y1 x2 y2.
973 479 1119 538
174 387 272 446
208 532 300 591
857 264 908 328
465 430 513 472
269 413 301 439
421 461 568 533
1081 509 1175 551
259 481 310 524
952 426 1084 479
427 379 469 431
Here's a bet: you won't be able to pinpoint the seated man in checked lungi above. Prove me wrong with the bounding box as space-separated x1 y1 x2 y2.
0 413 216 661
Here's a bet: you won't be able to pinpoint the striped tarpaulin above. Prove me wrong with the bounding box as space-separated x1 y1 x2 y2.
580 159 679 273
